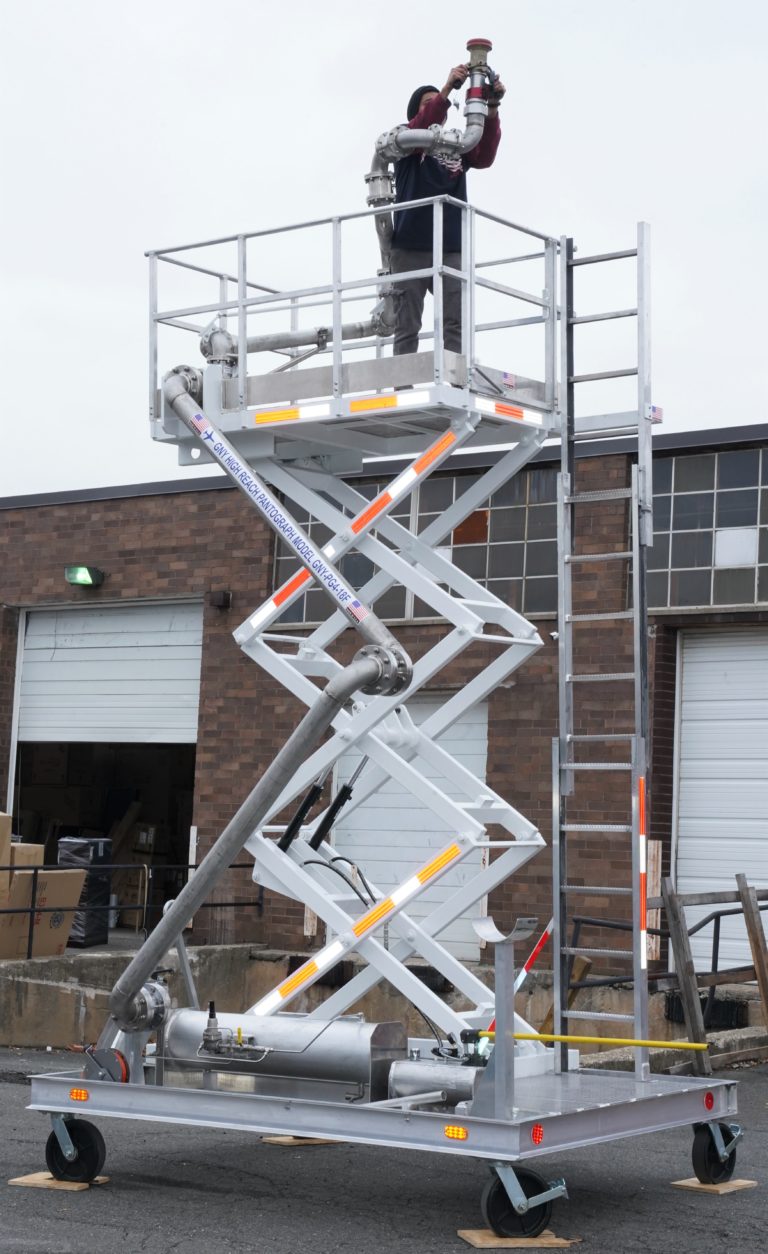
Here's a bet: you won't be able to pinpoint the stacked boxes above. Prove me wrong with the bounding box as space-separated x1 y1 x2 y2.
0 813 86 958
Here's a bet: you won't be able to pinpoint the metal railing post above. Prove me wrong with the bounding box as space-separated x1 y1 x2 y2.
332 218 343 399
433 199 444 385
237 235 247 412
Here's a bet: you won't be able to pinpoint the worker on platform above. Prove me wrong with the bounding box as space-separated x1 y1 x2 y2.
391 64 505 357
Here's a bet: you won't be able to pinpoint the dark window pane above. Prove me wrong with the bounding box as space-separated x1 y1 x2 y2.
675 453 715 492
487 579 523 611
309 521 332 546
525 541 558 577
717 449 760 489
418 512 438 533
356 481 380 501
670 531 713 568
528 467 558 503
524 577 558 614
412 598 438 619
655 458 673 493
419 476 454 512
527 503 557 540
453 544 487 578
376 585 407 619
763 451 768 485
455 473 486 506
716 489 758 528
760 530 768 564
488 543 524 578
489 507 526 542
491 476 527 506
277 598 305 625
648 532 670 571
759 567 768 602
304 589 327 621
653 495 672 531
669 569 711 607
713 568 756 605
673 492 713 531
276 555 301 581
339 552 375 585
647 570 669 608
453 510 489 545
760 489 768 524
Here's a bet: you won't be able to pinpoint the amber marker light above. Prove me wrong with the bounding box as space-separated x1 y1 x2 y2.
444 1125 469 1141
69 1088 89 1102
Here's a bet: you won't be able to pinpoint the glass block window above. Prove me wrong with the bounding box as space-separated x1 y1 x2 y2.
649 447 768 609
274 464 559 624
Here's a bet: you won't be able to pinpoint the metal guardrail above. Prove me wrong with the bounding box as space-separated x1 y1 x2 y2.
0 861 264 958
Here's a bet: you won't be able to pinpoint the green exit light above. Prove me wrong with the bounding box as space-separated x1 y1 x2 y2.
64 565 105 587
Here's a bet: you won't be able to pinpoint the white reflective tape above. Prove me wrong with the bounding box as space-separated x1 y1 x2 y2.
390 875 421 906
521 411 543 426
252 989 282 1015
323 542 338 559
395 390 430 407
476 398 495 414
248 603 275 630
640 932 648 970
300 403 331 419
639 834 647 873
389 467 418 498
314 939 346 973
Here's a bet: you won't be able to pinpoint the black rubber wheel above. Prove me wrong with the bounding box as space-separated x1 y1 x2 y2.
45 1119 106 1183
692 1122 736 1185
481 1168 553 1239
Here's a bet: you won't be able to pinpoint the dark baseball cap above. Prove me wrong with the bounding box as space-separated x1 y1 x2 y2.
407 85 440 121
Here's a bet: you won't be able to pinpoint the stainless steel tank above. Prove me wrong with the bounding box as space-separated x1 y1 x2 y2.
388 1057 482 1106
163 1010 407 1103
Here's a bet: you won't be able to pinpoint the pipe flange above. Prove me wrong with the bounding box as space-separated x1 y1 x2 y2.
162 365 204 406
112 979 171 1034
200 326 238 365
356 644 412 696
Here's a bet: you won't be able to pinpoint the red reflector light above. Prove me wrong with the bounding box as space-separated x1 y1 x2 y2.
531 1123 545 1146
69 1088 89 1102
704 1091 715 1110
444 1125 469 1141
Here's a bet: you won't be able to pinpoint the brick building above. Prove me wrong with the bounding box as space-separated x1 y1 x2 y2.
1 421 766 968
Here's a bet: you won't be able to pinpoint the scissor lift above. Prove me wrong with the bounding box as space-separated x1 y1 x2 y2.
28 192 741 1237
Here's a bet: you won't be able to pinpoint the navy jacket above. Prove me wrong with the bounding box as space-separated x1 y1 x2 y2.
391 93 501 253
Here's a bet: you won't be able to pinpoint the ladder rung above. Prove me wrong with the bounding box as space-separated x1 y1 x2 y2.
570 308 637 325
567 734 634 742
565 551 632 563
562 946 634 959
567 611 635 622
565 488 633 503
563 884 633 895
560 763 632 772
563 1010 635 1023
571 368 638 384
569 672 636 683
570 248 638 267
563 824 632 833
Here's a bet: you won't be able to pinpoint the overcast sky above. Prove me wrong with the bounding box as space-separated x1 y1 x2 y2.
1 0 766 498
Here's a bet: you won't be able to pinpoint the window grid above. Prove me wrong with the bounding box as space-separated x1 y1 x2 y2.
274 466 559 625
648 447 768 610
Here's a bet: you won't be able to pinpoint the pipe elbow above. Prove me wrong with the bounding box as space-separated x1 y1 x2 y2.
162 365 203 407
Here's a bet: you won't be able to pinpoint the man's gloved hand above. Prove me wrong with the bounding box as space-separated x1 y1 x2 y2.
441 64 469 96
487 76 506 107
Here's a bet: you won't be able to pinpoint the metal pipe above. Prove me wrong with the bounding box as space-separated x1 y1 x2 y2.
109 654 384 1029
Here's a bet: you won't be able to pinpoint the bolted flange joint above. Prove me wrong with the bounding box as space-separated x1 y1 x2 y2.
162 365 204 406
356 644 412 696
111 980 171 1034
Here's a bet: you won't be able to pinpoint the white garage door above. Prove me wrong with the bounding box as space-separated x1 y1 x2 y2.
332 696 488 960
18 603 203 743
675 629 768 969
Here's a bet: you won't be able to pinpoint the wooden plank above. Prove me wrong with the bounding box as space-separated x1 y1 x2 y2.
670 1178 757 1195
649 964 757 993
647 840 662 961
457 1230 581 1249
261 1135 341 1147
8 1172 109 1191
539 956 592 1037
648 888 768 910
661 877 711 1076
735 874 768 1029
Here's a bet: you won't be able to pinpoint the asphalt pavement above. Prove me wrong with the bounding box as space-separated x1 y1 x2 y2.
0 1046 764 1254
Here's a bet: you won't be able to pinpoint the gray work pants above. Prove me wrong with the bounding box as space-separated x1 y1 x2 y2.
390 247 463 356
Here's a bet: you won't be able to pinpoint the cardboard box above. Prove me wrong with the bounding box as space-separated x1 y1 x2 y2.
0 869 86 959
0 812 12 900
10 843 45 873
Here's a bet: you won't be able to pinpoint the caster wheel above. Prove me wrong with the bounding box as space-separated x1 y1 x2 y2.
692 1122 736 1185
45 1119 106 1183
481 1168 553 1239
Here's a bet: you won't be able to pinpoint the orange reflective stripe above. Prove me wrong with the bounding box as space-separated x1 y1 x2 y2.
495 402 524 419
279 960 319 998
638 776 646 836
350 396 398 412
351 492 393 534
273 568 312 606
413 430 456 474
639 869 647 929
352 897 394 937
417 842 461 884
254 408 301 424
